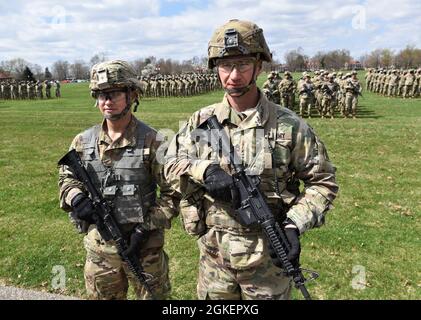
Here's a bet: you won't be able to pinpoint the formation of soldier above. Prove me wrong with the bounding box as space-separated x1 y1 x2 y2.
262 70 362 119
0 80 61 100
138 73 220 98
365 68 421 98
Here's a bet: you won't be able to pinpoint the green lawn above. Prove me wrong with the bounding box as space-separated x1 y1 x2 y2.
0 72 420 299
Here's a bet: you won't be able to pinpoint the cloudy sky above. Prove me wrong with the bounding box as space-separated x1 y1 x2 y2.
1 0 420 68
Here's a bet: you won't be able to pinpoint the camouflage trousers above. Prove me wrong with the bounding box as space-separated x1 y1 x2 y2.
321 95 335 118
388 85 397 97
281 94 295 110
345 92 358 117
83 226 171 300
403 85 413 98
197 227 292 300
299 95 313 117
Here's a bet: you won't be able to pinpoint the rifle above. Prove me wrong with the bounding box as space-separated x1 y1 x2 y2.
200 115 318 300
300 83 314 97
58 149 155 299
349 80 363 97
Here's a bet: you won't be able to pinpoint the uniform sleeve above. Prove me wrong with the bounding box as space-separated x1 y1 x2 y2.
163 112 214 194
286 120 339 235
58 134 85 212
147 130 181 230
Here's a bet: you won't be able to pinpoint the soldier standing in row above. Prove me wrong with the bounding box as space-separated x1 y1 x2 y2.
45 80 51 98
55 80 61 98
278 71 296 110
298 73 314 118
59 60 179 300
344 71 362 119
164 19 338 300
262 73 280 104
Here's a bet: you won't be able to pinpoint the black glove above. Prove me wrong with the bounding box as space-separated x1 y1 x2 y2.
284 227 301 267
123 226 150 260
71 193 96 224
268 220 301 269
203 164 240 208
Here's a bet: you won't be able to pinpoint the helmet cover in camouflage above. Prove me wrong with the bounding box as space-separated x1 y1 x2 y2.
207 19 272 69
89 60 141 93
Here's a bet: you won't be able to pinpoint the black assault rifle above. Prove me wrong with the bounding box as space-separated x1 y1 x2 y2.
200 115 318 300
58 149 155 299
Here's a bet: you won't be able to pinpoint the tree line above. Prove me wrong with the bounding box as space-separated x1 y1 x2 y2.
2 45 420 81
0 53 210 82
265 45 421 72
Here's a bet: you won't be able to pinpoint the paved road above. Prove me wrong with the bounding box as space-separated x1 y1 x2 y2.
0 286 80 300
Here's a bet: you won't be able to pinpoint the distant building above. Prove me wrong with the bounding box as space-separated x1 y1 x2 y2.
345 60 363 70
0 71 13 81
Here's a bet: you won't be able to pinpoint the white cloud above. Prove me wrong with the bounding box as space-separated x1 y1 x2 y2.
0 0 420 68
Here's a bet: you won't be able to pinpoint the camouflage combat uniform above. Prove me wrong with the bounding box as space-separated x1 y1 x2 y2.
164 91 338 300
59 116 178 300
344 76 362 118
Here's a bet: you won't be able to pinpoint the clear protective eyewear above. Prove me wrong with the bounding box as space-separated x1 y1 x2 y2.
96 90 126 102
217 59 256 74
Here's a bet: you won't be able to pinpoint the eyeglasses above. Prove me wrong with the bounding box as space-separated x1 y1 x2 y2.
216 59 256 74
96 90 126 102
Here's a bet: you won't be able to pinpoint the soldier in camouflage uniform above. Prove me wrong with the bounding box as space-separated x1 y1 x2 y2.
344 71 362 119
45 80 51 98
298 73 314 118
164 19 338 300
262 73 280 104
387 70 399 97
320 74 338 119
403 70 415 99
55 80 61 98
278 71 296 110
58 60 179 300
412 69 421 98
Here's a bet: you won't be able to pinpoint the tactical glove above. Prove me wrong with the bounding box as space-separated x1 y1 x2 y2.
268 219 301 269
203 164 240 208
71 193 96 224
284 227 301 267
123 226 150 260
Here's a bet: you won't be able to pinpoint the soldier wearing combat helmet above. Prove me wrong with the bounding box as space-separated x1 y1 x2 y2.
58 60 179 300
262 73 280 104
164 19 338 300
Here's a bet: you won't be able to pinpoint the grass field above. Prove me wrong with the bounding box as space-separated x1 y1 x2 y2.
0 71 420 300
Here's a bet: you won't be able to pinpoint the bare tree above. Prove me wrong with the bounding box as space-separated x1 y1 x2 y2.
70 60 89 79
0 58 31 78
89 52 108 67
364 49 382 68
380 49 394 68
394 45 421 68
285 47 308 71
52 60 70 80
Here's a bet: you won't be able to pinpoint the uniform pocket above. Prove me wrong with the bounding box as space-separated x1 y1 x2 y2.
180 198 206 236
228 233 265 270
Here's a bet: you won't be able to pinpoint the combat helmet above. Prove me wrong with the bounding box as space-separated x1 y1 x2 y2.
207 19 272 69
90 60 142 93
89 60 141 120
